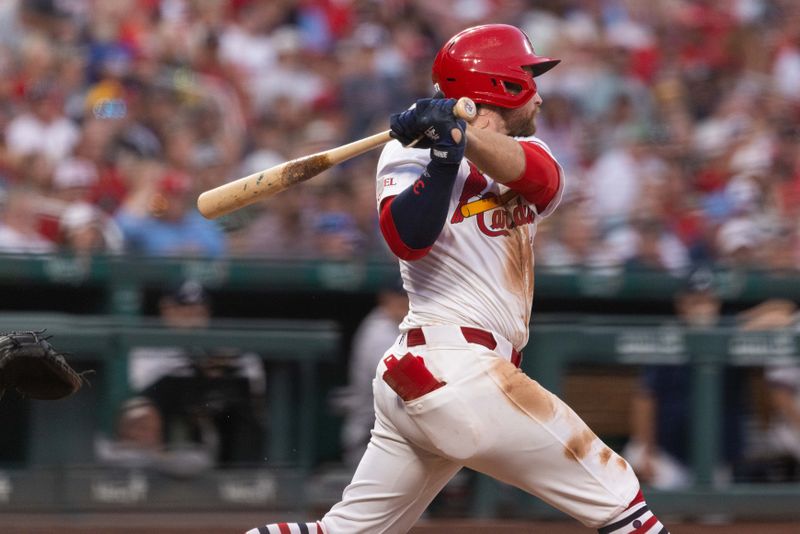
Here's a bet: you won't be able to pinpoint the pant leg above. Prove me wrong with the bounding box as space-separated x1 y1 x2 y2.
463 355 641 528
324 341 639 531
321 394 461 534
374 344 640 528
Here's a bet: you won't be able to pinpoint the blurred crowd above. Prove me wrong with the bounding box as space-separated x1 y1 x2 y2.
0 0 798 270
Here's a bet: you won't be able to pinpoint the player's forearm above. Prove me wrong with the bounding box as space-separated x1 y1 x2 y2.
465 127 560 212
464 126 526 184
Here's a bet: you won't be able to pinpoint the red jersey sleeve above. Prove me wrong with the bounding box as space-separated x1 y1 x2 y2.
504 141 561 214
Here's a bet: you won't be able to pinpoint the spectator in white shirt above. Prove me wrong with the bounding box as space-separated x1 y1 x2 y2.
0 187 54 254
5 80 79 163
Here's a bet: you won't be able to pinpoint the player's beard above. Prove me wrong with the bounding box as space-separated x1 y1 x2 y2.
502 106 537 137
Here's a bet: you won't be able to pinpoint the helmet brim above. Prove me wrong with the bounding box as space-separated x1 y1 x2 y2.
530 58 561 77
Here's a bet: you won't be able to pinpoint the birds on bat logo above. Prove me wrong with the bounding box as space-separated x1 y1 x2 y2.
451 164 534 237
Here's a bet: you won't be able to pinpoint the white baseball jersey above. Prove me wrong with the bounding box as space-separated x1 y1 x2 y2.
376 136 566 350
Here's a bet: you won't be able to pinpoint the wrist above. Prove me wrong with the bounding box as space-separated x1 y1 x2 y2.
430 140 465 165
427 158 462 176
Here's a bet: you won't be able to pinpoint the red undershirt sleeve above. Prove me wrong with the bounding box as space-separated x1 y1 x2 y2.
504 141 561 213
379 196 431 261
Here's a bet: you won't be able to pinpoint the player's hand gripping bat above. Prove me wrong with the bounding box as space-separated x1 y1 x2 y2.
197 97 477 219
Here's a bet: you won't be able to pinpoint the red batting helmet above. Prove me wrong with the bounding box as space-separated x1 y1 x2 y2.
432 24 560 109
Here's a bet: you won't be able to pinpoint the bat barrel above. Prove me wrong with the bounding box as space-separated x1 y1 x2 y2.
197 163 293 219
197 185 249 220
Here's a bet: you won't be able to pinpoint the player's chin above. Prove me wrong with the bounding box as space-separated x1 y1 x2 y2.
527 112 539 135
511 121 537 137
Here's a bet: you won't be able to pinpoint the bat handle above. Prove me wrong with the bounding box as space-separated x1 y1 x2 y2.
406 97 476 148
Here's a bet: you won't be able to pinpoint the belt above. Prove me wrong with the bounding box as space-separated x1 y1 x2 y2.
405 325 522 368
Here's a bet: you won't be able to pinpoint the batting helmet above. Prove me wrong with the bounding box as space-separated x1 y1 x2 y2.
432 24 560 109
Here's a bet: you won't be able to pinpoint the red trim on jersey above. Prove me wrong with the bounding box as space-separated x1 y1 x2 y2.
632 515 659 533
277 523 291 534
316 522 324 534
627 490 645 509
504 141 560 213
379 196 432 260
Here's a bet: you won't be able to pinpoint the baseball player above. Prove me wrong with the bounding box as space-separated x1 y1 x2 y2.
248 24 668 534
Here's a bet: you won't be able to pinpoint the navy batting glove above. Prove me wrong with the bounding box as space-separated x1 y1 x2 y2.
390 98 466 150
390 99 436 148
429 117 467 165
417 99 467 164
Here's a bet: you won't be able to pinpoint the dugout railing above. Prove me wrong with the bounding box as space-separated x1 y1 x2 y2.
0 253 799 315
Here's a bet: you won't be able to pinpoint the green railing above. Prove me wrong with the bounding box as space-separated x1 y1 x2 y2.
0 466 307 512
1 254 800 315
0 254 404 315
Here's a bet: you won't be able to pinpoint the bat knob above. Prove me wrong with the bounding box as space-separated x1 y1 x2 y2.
454 97 477 122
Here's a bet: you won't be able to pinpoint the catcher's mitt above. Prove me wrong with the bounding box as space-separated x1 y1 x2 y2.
0 331 85 400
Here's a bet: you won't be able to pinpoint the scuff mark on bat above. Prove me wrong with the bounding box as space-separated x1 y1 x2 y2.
489 359 556 421
256 173 265 186
243 183 247 191
281 154 333 188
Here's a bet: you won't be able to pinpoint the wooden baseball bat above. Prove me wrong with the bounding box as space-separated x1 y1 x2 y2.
197 97 477 219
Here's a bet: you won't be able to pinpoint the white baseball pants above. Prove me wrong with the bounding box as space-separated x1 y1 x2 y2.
321 325 641 533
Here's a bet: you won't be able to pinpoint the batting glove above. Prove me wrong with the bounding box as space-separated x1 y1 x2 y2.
390 99 433 148
390 98 464 150
428 116 466 165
